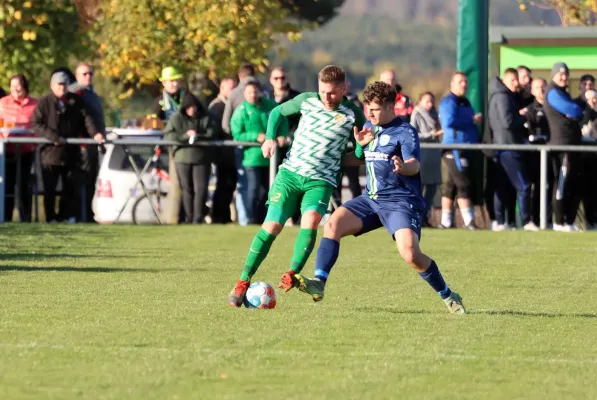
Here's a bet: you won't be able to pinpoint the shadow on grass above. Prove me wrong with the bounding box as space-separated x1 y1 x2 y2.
356 307 597 319
473 309 597 319
0 265 187 273
0 253 124 260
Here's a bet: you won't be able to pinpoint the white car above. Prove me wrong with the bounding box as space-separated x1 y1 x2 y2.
92 129 171 224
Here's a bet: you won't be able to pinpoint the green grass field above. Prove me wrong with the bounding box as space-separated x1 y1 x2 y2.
1 224 597 400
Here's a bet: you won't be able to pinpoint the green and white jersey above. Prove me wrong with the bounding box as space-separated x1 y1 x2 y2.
266 92 366 187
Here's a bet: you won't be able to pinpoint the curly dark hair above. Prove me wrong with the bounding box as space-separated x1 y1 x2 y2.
363 81 397 106
318 65 346 85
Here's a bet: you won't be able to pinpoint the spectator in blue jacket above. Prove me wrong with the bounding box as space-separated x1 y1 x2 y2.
438 72 483 230
543 62 584 232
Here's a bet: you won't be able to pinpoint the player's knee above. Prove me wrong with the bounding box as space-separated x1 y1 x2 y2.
301 210 322 229
399 246 417 266
323 216 346 240
262 221 283 236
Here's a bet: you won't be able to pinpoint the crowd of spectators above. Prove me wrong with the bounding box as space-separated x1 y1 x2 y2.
1 60 595 231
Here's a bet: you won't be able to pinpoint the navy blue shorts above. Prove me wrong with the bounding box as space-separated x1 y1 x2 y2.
342 195 423 240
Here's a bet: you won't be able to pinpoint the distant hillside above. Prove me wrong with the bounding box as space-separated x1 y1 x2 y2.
272 15 456 94
269 0 562 95
340 0 562 26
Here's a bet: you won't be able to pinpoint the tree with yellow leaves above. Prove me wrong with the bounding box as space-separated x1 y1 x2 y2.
0 0 86 93
518 0 597 26
93 0 302 88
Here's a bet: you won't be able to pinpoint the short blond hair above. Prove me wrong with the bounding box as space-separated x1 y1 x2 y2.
318 65 345 85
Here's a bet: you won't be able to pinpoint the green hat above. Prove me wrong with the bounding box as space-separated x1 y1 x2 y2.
159 66 183 82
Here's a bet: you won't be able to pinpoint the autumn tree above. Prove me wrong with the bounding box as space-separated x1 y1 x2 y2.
0 0 86 94
518 0 597 26
92 0 302 88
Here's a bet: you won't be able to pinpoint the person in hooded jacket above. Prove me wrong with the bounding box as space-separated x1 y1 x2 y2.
164 94 219 223
488 68 537 231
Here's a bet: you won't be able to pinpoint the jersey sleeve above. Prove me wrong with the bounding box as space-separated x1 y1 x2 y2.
354 143 365 159
266 92 316 140
399 125 421 162
348 102 366 130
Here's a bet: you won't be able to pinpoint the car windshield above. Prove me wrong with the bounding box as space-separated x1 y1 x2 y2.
108 142 169 172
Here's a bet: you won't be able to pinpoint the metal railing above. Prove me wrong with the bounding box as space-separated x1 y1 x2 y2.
0 128 276 224
1 128 596 229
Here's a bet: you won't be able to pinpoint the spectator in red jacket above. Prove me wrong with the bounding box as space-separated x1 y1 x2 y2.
364 70 414 121
379 69 414 120
0 74 38 221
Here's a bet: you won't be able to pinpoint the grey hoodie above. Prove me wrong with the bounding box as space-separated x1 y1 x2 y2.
488 77 526 145
221 76 260 134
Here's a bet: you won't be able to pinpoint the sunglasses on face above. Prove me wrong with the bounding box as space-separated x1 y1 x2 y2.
82 71 93 77
273 76 286 81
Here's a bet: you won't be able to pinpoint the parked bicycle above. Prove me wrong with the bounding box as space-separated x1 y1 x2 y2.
131 145 171 224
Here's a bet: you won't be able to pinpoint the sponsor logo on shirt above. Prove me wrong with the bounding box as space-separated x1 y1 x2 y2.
364 151 390 161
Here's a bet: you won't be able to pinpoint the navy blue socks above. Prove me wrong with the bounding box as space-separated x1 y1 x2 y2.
419 260 452 299
314 238 340 284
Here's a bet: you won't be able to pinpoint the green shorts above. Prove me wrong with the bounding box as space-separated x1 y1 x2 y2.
265 168 334 224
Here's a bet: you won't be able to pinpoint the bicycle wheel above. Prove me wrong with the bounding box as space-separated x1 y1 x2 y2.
131 190 167 225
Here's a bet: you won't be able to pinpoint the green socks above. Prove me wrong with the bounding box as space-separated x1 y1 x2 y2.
239 228 317 281
240 228 277 281
290 229 317 274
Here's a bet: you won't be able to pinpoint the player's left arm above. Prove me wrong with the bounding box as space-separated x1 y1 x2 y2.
392 126 421 176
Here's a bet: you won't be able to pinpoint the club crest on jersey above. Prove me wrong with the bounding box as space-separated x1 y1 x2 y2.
334 114 346 125
379 134 390 146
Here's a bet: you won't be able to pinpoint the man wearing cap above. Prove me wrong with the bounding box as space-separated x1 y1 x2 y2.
31 71 101 223
543 62 585 232
152 66 186 122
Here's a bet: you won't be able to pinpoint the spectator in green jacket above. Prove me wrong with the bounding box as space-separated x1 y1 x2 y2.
164 94 219 223
230 82 288 224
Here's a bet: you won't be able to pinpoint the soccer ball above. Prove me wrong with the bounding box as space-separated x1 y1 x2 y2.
243 282 277 309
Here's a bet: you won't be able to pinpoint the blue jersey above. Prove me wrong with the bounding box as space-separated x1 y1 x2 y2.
358 117 424 208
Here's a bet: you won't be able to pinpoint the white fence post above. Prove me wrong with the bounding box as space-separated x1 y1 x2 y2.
539 148 548 230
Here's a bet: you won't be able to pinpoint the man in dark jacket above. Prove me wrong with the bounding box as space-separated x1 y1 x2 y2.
209 77 237 224
517 65 534 108
31 71 100 223
578 89 597 229
524 78 552 227
70 62 106 222
576 74 595 109
489 68 536 231
264 67 301 135
544 62 585 232
165 94 219 223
